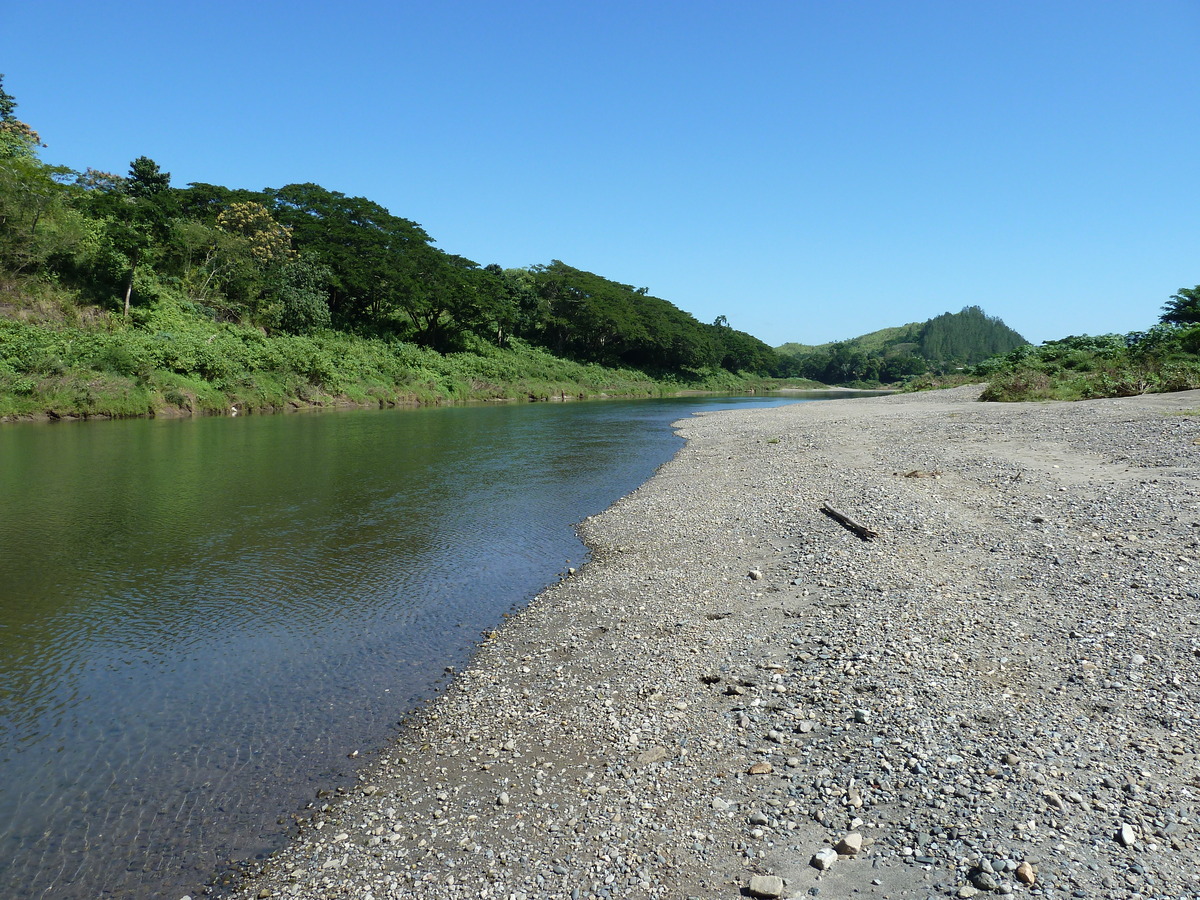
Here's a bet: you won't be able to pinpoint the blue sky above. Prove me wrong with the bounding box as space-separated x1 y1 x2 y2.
3 1 1197 345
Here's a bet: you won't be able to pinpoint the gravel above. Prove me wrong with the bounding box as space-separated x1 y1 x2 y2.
228 385 1200 900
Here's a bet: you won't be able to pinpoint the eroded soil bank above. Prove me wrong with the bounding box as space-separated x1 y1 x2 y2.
230 386 1200 900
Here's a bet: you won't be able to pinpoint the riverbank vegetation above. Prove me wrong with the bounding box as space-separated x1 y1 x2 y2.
0 278 809 419
1 77 808 420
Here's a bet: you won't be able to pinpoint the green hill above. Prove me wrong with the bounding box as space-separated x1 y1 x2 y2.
777 306 1028 385
778 321 923 358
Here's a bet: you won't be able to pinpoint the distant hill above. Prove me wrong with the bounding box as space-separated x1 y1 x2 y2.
777 306 1028 384
778 321 923 358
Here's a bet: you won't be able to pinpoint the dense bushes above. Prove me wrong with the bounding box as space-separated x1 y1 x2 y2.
975 326 1200 401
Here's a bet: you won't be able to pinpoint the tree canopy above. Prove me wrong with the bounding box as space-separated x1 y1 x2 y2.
0 76 786 378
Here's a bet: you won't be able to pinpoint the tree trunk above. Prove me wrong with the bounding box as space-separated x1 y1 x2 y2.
123 265 135 317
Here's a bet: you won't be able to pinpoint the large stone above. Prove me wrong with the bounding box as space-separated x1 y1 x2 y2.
811 846 838 871
1015 861 1036 885
835 832 863 856
748 874 785 898
970 870 999 891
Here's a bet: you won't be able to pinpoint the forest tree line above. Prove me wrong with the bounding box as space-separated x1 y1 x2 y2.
0 77 781 382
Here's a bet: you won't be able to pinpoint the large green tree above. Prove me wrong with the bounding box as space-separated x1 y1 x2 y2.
396 247 486 349
0 156 74 275
126 155 171 198
708 317 779 374
0 75 63 274
84 157 177 316
919 306 1027 367
1161 286 1200 325
266 183 434 328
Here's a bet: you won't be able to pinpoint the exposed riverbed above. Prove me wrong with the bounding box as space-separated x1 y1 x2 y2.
231 386 1200 900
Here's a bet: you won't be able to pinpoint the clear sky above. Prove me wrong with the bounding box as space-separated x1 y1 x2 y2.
3 1 1197 346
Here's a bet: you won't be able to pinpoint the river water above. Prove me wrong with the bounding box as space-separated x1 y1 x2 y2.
0 393 857 899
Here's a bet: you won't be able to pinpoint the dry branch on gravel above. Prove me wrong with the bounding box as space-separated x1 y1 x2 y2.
819 501 879 541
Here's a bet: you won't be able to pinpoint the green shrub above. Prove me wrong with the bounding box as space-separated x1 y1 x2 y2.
973 325 1200 402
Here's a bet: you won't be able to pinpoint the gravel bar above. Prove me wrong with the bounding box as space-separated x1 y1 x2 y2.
229 386 1200 900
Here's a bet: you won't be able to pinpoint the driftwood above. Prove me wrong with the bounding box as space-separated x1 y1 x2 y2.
820 502 879 541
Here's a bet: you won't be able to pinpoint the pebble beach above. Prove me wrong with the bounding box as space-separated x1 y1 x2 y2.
230 386 1200 900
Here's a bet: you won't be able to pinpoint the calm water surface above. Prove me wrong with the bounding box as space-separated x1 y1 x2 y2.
0 393 854 898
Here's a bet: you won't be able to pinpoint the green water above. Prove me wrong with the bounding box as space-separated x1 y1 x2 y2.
0 393 854 898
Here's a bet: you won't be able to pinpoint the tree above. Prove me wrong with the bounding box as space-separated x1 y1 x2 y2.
216 201 295 265
1161 286 1200 326
266 183 435 327
83 156 177 316
0 74 43 161
708 317 778 374
520 261 725 371
0 78 71 274
918 306 1027 367
272 256 333 334
501 266 548 342
0 74 14 121
0 155 74 274
126 155 170 198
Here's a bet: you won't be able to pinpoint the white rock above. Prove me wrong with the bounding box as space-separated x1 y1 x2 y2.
811 846 838 870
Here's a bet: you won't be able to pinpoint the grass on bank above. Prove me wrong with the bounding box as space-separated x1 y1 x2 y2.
0 291 813 420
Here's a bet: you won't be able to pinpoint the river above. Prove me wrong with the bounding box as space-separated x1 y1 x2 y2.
0 392 861 899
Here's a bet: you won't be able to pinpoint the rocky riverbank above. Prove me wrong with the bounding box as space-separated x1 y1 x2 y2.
229 386 1200 900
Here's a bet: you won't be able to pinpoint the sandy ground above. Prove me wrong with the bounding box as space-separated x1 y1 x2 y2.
228 386 1200 900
